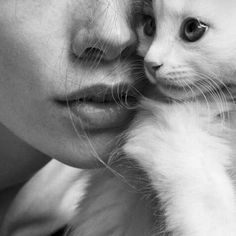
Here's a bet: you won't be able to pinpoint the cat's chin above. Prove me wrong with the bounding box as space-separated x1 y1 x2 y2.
157 81 234 102
145 70 205 100
157 82 203 101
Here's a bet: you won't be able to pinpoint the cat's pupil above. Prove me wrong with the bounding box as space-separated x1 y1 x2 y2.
143 15 156 37
181 18 208 42
187 21 198 33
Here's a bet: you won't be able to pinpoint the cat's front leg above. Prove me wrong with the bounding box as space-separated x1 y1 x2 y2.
125 100 236 236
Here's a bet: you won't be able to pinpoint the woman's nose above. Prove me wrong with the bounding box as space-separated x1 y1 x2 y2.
72 15 136 62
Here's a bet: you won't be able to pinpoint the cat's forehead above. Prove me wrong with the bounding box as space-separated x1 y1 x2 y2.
153 0 235 18
153 0 185 13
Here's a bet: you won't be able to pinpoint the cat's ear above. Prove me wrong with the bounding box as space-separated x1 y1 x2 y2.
1 160 90 236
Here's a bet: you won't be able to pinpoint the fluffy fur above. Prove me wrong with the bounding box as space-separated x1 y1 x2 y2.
65 99 236 236
125 99 236 235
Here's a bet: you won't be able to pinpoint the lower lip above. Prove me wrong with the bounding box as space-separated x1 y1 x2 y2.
68 102 134 130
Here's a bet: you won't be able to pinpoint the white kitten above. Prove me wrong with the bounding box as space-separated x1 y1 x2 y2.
130 0 236 234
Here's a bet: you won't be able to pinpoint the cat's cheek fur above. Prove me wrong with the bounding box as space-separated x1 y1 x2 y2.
124 100 236 236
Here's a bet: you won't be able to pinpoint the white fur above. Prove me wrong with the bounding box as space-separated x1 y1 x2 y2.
124 99 236 235
133 1 236 232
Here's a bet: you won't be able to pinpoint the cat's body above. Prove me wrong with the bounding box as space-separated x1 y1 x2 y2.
127 0 236 233
66 99 236 236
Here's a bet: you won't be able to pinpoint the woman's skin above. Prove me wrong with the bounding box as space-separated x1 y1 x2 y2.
0 0 144 223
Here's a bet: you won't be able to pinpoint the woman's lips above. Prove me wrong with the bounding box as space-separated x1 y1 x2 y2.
55 84 139 130
69 102 133 130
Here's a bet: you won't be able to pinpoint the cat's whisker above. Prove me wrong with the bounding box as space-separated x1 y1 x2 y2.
194 78 226 122
211 73 235 102
182 79 198 103
196 90 212 121
197 80 227 125
195 71 231 104
187 79 211 113
197 79 222 104
194 72 230 123
203 80 229 123
191 72 220 101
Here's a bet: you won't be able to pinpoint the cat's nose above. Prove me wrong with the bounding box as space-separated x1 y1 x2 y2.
144 61 163 81
145 61 163 73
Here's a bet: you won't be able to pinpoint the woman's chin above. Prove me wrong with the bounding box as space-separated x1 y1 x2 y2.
55 126 125 169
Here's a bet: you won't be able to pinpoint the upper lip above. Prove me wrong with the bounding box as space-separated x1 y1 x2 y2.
54 83 141 107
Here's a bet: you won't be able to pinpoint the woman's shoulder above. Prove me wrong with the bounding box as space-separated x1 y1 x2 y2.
1 160 89 236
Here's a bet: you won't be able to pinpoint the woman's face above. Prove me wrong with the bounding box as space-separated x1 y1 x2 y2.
0 0 143 167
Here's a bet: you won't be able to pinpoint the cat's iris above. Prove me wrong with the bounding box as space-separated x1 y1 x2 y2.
143 15 156 37
181 18 208 42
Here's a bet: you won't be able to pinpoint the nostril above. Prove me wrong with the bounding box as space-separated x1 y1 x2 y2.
145 61 163 74
152 64 163 72
72 25 136 62
78 47 105 61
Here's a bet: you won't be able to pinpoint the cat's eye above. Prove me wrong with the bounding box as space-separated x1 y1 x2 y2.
143 15 156 37
181 18 208 42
